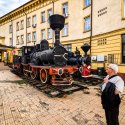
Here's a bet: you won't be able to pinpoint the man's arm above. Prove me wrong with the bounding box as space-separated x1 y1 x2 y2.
114 78 124 95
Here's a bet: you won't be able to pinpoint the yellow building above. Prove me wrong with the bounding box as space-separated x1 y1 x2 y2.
91 0 125 73
0 0 125 77
0 40 14 63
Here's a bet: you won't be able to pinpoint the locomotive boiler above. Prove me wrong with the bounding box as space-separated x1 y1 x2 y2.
30 39 68 66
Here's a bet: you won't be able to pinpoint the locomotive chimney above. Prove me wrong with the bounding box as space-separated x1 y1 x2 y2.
81 43 91 56
49 14 65 47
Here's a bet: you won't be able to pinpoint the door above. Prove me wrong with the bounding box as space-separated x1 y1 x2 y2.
0 52 2 62
122 44 125 63
122 34 125 63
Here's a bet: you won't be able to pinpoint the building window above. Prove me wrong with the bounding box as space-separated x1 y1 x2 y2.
16 22 19 31
122 34 125 63
16 36 19 45
27 17 31 27
41 11 45 23
9 38 12 46
48 9 53 19
41 29 46 40
21 35 24 44
20 20 24 30
32 15 36 27
64 44 72 51
32 31 36 42
27 33 31 43
63 2 68 17
48 28 52 39
62 24 68 36
84 16 91 32
108 54 114 63
0 53 1 61
108 54 120 64
84 0 91 8
9 24 12 33
18 50 22 56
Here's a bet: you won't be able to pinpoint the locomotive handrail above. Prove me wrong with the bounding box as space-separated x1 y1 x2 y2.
54 53 68 61
54 55 62 57
63 53 68 61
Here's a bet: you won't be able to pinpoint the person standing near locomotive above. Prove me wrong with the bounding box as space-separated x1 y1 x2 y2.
101 64 124 125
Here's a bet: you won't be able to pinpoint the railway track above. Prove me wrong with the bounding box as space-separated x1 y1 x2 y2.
76 75 104 86
11 69 89 97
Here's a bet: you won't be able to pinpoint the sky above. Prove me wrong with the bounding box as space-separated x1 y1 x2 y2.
0 0 31 17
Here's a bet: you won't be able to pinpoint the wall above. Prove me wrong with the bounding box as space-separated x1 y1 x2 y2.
93 0 125 36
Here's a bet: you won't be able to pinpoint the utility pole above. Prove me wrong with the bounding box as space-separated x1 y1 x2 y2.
90 0 93 57
52 0 55 47
11 19 13 47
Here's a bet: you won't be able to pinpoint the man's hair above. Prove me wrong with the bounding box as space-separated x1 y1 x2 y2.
108 64 118 73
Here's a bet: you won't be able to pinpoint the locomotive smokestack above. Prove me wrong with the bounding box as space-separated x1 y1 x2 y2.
81 43 91 56
49 14 65 46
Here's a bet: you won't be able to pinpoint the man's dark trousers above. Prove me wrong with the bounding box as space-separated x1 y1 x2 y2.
104 106 119 125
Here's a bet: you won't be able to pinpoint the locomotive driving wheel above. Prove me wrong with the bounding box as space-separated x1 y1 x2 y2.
24 70 29 77
40 69 48 84
23 67 29 77
30 68 37 80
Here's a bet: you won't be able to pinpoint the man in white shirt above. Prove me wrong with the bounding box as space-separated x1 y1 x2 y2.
101 64 124 125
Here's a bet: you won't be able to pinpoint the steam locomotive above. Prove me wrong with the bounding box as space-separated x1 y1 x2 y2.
13 14 91 85
67 43 91 78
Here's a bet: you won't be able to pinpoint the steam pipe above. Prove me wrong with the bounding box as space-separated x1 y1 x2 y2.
54 29 60 46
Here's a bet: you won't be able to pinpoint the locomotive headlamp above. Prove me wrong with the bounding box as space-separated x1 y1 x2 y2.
58 68 63 75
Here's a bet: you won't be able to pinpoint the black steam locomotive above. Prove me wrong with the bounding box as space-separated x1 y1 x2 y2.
13 14 91 85
13 14 76 85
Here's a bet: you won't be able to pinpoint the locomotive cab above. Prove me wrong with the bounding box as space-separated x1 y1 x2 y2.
21 46 34 64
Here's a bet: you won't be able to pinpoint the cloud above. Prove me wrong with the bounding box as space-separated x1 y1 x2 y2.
0 0 31 17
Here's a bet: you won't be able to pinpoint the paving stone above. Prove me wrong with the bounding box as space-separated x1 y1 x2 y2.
0 62 124 125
